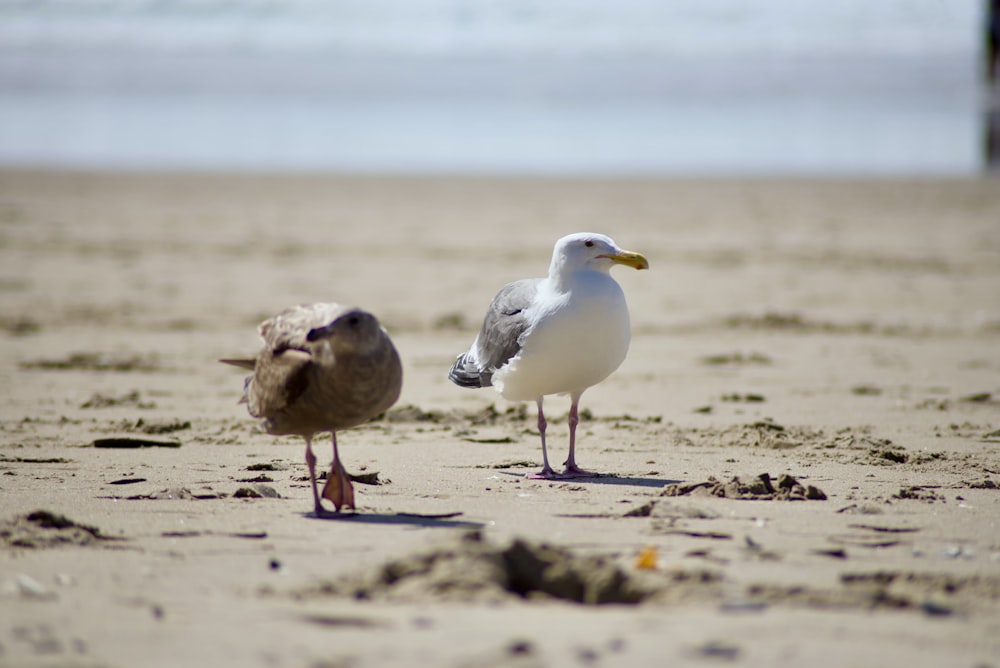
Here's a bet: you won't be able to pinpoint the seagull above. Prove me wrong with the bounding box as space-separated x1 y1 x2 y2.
221 304 402 515
448 232 648 479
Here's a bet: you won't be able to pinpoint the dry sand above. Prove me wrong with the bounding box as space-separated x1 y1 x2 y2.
0 170 998 667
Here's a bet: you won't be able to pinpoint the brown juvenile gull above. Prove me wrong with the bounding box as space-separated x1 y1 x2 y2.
221 303 402 515
448 232 648 479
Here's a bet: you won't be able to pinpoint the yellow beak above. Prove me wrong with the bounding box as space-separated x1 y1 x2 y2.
602 249 649 271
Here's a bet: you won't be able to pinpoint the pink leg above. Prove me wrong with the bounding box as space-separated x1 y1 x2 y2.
304 435 326 516
562 394 599 478
526 398 559 480
321 432 355 512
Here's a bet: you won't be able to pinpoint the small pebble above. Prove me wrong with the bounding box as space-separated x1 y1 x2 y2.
695 640 741 660
921 600 953 617
507 640 534 655
9 574 57 601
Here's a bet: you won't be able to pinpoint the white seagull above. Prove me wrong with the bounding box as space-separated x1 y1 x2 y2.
449 233 649 479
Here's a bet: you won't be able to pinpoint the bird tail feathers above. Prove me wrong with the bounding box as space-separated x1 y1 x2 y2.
219 358 256 371
448 352 492 389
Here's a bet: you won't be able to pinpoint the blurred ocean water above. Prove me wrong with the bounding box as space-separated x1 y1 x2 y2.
0 0 990 174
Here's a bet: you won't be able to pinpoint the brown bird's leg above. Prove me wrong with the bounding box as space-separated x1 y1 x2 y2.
321 432 355 512
562 393 598 478
304 435 326 516
527 398 559 480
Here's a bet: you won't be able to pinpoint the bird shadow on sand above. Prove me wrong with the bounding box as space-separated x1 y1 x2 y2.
302 511 484 529
495 471 680 488
576 475 682 489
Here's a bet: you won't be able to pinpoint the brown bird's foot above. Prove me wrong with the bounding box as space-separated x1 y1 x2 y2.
311 500 334 518
312 505 351 519
559 464 601 479
321 459 356 512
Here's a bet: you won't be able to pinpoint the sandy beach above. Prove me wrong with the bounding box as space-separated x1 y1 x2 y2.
1 170 998 667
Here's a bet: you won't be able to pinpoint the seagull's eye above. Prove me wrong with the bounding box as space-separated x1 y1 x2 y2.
347 316 359 327
584 240 594 248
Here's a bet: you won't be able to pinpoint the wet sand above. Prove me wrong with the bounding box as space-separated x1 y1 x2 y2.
1 170 998 667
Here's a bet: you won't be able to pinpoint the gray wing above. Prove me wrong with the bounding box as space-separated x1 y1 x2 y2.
449 279 539 388
476 278 539 370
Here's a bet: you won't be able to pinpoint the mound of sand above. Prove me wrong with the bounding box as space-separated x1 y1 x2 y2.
0 510 115 549
660 473 827 501
293 531 719 606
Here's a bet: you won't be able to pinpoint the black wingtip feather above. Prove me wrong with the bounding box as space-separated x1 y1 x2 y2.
448 352 491 389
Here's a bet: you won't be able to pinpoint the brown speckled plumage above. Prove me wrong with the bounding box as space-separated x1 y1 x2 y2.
222 303 402 515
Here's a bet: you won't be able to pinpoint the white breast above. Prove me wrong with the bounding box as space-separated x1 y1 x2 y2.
492 272 631 401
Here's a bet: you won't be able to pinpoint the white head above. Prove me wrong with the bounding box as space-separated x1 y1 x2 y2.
548 232 649 280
